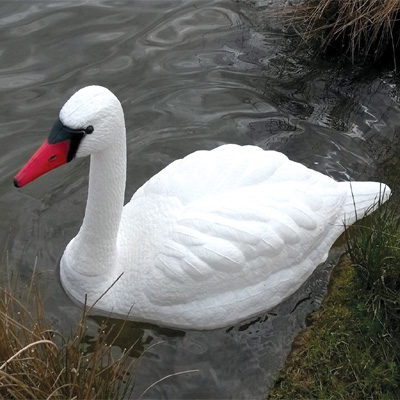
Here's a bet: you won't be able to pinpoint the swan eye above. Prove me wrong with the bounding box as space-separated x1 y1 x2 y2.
85 125 94 134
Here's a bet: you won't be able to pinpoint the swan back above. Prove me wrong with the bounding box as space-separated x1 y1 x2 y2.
138 144 333 205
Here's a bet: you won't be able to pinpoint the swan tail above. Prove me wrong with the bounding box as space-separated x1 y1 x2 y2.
340 181 391 226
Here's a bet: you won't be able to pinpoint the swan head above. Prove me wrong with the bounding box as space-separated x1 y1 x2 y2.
14 86 124 188
60 86 124 158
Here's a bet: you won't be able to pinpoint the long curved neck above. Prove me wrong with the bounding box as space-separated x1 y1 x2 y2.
69 125 126 276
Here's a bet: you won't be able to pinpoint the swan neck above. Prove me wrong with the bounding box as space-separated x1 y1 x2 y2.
70 129 126 276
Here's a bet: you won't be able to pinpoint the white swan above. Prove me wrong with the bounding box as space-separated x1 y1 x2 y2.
14 86 390 330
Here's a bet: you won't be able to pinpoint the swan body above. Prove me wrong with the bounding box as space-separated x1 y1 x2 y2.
14 86 391 330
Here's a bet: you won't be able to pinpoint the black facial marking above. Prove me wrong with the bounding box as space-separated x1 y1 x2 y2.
48 119 94 162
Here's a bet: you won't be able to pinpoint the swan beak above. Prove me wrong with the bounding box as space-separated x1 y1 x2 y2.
14 139 70 188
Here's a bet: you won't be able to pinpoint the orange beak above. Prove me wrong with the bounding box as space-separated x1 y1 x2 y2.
14 139 70 188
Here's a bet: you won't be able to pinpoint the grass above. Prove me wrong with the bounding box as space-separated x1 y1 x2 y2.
283 0 400 68
267 194 400 398
347 198 400 333
0 270 136 399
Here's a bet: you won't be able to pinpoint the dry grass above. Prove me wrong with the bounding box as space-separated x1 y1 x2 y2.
0 271 135 399
284 0 400 67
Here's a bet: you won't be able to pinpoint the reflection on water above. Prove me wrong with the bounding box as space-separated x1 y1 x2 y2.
0 0 398 398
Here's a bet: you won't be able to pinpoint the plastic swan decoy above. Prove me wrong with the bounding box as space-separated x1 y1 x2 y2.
14 86 391 329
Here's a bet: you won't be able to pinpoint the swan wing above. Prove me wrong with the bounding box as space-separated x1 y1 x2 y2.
155 184 343 286
119 145 348 307
147 183 346 307
118 144 351 324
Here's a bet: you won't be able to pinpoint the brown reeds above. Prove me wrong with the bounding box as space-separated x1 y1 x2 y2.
284 0 400 67
0 273 135 399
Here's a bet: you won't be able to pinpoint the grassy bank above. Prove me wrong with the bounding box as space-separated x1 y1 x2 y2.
268 196 400 398
284 0 400 67
0 274 135 399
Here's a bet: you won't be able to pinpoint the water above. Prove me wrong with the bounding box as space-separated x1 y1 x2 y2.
0 0 398 398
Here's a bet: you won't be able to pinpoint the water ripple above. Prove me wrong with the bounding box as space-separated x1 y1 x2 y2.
0 0 398 399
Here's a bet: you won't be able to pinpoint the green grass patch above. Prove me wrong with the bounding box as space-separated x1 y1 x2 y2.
268 197 400 399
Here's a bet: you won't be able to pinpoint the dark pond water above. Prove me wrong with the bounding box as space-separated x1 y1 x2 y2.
0 0 398 398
